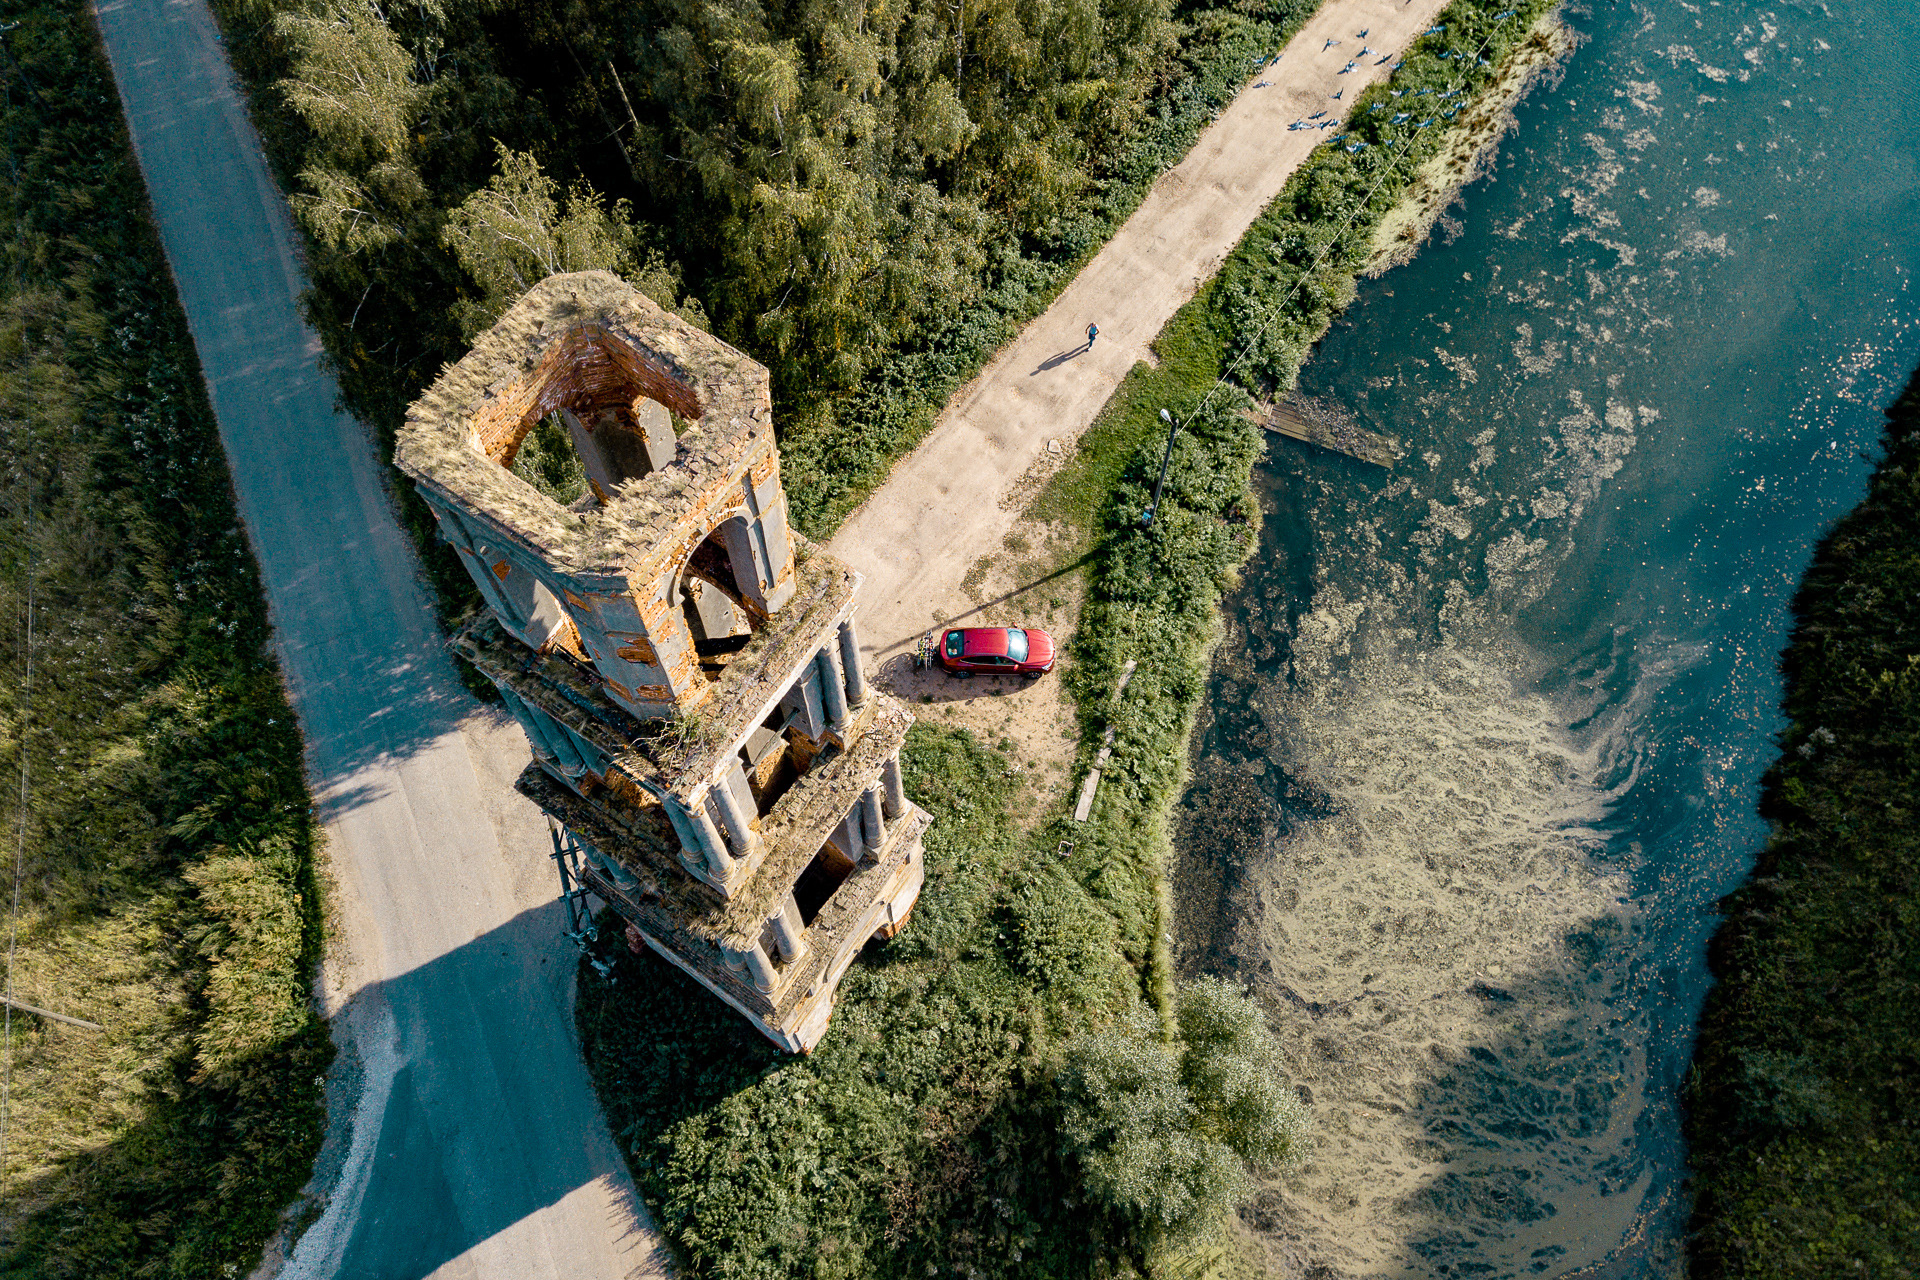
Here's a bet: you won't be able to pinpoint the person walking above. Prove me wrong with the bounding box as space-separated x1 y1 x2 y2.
1086 322 1099 348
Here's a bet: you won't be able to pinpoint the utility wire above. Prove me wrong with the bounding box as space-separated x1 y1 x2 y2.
1163 12 1526 448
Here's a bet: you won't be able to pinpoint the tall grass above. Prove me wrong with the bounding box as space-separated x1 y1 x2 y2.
0 0 328 1273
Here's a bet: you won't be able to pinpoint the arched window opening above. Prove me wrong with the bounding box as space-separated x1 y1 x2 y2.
680 523 761 678
791 841 857 926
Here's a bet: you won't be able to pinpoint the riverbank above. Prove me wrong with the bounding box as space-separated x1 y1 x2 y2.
1365 11 1572 274
573 3 1565 1274
1684 365 1920 1277
1165 0 1920 1272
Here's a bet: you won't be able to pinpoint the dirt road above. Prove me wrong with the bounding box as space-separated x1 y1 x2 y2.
829 0 1449 668
89 0 666 1276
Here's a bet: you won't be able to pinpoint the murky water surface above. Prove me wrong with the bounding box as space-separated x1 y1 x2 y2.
1173 2 1920 1275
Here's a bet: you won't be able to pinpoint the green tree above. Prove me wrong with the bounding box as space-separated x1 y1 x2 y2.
1057 983 1311 1247
442 145 707 336
1177 976 1311 1171
1058 1010 1246 1243
276 0 429 251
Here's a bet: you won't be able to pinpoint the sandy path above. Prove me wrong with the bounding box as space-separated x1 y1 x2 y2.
829 0 1450 668
90 0 668 1275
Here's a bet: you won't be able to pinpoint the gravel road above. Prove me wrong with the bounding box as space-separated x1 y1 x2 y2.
828 0 1449 664
89 0 667 1275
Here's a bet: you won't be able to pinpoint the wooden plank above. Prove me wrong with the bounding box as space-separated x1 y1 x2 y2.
1245 398 1399 469
1071 659 1138 824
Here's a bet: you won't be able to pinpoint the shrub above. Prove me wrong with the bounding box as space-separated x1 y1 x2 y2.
1058 1012 1248 1242
1056 980 1309 1247
1177 977 1311 1171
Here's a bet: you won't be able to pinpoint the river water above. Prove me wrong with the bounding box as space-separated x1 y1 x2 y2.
1171 1 1920 1275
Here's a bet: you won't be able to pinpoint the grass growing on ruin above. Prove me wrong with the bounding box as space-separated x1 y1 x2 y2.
1684 365 1920 1278
0 1 329 1275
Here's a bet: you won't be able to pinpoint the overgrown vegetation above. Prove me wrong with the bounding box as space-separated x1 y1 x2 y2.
1038 0 1556 1009
0 1 328 1274
577 726 1306 1278
578 3 1563 1274
1684 365 1920 1278
205 0 1334 584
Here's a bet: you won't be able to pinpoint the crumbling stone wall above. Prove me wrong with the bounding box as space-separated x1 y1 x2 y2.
399 271 929 1053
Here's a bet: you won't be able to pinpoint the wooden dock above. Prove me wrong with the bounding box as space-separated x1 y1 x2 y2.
1246 394 1399 468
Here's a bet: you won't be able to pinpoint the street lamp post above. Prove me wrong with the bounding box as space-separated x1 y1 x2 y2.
1142 407 1178 528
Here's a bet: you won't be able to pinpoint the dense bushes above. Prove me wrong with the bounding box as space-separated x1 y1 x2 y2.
1059 979 1308 1241
204 0 1332 553
0 0 327 1274
578 726 1143 1279
578 725 1306 1277
1684 366 1920 1277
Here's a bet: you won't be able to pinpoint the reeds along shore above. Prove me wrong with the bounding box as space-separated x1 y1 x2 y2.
1684 364 1920 1279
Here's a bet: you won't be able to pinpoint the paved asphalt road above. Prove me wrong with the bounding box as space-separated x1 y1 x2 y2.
89 0 668 1275
827 0 1450 664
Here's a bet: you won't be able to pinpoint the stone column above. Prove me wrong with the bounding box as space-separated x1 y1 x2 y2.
786 662 827 739
587 845 639 891
881 752 907 820
559 407 619 498
687 793 734 879
634 397 677 472
662 801 705 873
838 808 866 863
768 892 807 963
815 644 849 732
723 933 777 993
711 770 760 857
860 783 886 850
837 617 868 706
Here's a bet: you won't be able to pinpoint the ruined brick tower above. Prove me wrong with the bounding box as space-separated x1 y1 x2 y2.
395 271 929 1052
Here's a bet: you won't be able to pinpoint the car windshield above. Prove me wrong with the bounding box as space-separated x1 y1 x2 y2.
945 631 964 658
1006 629 1028 663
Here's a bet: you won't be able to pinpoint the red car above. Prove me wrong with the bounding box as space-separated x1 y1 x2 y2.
935 627 1056 679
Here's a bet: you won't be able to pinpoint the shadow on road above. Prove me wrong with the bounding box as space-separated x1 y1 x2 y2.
1031 345 1091 374
327 902 659 1280
876 652 1049 706
299 651 487 780
869 551 1098 661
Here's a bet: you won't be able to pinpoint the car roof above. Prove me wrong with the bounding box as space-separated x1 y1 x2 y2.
956 628 1011 658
